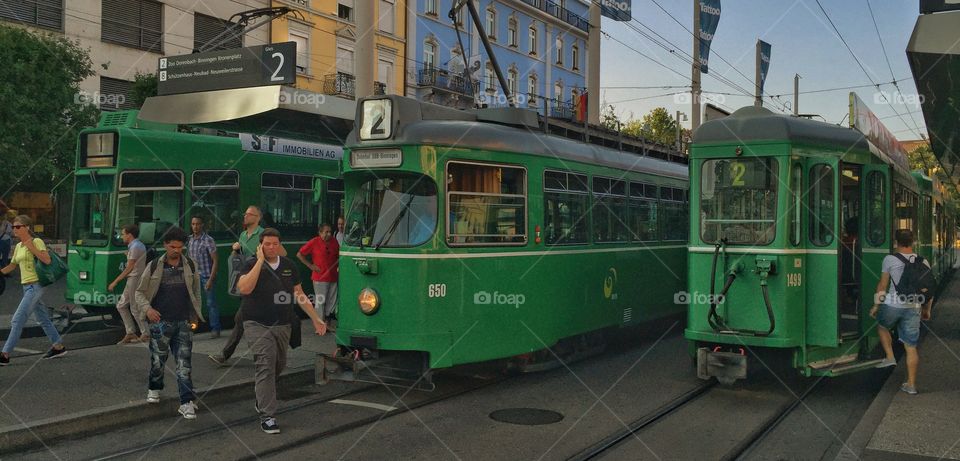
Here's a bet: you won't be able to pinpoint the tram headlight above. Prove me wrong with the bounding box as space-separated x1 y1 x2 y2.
358 288 381 315
79 271 89 281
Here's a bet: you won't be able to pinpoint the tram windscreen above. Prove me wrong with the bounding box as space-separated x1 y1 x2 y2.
345 173 437 248
700 158 779 245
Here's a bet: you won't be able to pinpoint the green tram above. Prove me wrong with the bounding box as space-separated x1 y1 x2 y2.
67 110 345 319
686 107 956 383
324 95 689 386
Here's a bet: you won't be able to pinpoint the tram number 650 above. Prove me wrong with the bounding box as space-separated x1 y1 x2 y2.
786 273 802 287
428 284 447 298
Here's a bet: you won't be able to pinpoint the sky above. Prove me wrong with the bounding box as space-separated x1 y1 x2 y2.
598 0 926 141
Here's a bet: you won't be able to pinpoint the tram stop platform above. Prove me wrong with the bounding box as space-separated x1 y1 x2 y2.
0 320 337 455
838 270 960 461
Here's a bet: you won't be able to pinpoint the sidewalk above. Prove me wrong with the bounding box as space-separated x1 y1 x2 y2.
838 273 960 461
0 321 337 454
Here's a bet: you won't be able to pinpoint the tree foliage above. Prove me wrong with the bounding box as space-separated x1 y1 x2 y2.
0 25 99 193
620 107 679 147
130 71 158 107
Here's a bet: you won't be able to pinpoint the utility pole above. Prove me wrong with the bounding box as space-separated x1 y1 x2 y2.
793 73 800 116
588 1 600 125
754 39 762 107
691 0 702 131
355 1 376 99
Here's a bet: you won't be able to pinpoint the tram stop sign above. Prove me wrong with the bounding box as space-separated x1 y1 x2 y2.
157 42 296 95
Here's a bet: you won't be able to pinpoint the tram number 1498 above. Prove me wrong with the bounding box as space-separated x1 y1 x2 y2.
786 273 802 287
428 284 447 298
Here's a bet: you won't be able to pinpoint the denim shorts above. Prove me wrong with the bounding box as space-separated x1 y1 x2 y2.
877 304 921 347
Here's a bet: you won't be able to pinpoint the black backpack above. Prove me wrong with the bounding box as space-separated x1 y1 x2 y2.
891 253 935 304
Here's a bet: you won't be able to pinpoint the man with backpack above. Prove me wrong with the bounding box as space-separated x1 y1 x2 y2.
135 227 203 420
870 229 935 395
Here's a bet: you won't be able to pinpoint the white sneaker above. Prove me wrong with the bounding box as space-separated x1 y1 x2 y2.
178 401 198 420
146 390 160 404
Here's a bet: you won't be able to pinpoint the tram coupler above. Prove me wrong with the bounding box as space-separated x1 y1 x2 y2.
318 350 435 392
697 347 747 385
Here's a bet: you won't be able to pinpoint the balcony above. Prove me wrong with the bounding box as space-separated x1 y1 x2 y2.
418 67 473 96
323 72 355 99
518 0 589 32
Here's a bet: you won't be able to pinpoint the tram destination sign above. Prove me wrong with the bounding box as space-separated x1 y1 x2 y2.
157 42 296 96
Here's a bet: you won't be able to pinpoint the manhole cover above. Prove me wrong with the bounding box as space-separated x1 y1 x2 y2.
489 408 564 426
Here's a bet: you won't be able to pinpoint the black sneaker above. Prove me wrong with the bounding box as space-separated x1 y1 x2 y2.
261 417 280 434
43 347 67 359
208 354 227 366
0 353 9 366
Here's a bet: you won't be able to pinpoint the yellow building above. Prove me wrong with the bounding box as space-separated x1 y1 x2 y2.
271 0 407 98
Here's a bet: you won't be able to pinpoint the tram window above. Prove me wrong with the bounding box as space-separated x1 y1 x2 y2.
700 158 778 245
809 164 835 247
324 179 345 227
543 171 589 245
629 182 657 241
660 187 687 241
865 171 886 246
119 171 183 190
262 172 317 240
593 176 628 242
346 173 437 248
190 170 239 239
789 164 802 246
447 162 526 246
115 171 184 245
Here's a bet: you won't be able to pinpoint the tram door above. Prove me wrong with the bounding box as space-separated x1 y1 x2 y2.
838 164 862 339
858 164 891 336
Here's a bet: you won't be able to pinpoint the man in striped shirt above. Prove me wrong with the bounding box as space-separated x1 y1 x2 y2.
189 216 220 337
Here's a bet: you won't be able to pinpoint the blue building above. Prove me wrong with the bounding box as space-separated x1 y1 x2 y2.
405 0 590 118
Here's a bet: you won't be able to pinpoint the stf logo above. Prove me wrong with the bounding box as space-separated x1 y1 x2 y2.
603 268 618 300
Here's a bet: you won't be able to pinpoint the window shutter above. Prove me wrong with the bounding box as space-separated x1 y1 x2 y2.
99 77 136 111
194 13 242 52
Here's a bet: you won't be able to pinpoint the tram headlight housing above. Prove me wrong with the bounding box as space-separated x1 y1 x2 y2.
358 288 381 315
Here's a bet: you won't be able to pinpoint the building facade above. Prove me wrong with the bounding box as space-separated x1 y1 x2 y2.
406 0 589 117
0 0 271 110
271 0 407 99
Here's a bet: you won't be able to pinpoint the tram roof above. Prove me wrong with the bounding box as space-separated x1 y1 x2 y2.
348 96 688 180
692 106 869 153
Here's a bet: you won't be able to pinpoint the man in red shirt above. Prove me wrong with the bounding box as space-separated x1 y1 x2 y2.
297 223 339 329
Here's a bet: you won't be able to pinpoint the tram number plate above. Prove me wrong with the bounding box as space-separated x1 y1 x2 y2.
786 273 802 287
428 283 447 298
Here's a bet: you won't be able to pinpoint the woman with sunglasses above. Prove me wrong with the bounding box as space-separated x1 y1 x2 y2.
0 215 66 365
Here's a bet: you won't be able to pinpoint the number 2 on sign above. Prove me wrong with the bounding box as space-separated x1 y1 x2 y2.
270 52 285 82
731 162 746 186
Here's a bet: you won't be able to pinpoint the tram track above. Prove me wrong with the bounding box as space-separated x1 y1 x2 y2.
568 373 828 461
81 372 507 461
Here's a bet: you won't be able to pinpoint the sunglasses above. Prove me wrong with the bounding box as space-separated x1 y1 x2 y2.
12 225 26 229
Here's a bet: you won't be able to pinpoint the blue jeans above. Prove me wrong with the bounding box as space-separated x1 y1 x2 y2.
148 320 195 404
877 304 921 347
3 283 62 354
200 275 220 332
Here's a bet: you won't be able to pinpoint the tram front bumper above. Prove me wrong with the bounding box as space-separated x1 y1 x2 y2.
697 347 747 384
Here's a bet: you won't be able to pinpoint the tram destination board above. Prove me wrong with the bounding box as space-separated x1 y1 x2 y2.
157 42 296 95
